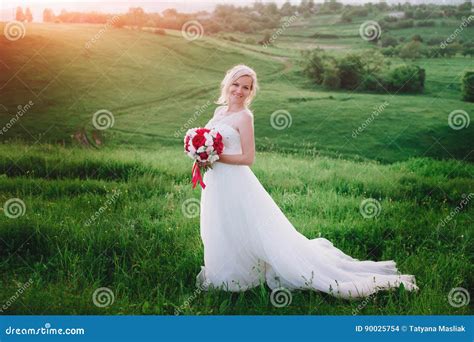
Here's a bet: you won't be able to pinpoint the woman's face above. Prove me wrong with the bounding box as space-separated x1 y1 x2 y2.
228 75 252 106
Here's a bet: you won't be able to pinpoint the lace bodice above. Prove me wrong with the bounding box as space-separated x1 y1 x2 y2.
205 107 244 155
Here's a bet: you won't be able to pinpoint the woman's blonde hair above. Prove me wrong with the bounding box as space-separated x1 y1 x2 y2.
216 64 258 108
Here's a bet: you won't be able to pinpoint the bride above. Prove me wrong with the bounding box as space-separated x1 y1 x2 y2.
196 64 418 299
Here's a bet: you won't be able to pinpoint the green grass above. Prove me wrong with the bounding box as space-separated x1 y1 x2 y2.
0 15 473 315
0 143 472 314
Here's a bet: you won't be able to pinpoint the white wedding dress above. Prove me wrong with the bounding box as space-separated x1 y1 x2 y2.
196 106 418 299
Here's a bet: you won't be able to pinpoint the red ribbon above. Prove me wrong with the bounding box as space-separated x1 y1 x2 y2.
191 161 206 189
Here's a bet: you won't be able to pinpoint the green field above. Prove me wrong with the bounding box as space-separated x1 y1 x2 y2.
0 15 473 315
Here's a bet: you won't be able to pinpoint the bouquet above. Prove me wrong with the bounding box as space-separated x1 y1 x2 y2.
184 127 224 189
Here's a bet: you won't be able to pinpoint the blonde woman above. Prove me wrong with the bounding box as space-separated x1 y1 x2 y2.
196 64 418 299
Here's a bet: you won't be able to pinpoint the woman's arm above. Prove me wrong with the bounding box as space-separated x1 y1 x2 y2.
218 112 255 166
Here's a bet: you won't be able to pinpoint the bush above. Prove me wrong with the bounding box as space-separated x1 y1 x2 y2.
381 46 396 57
383 15 398 23
322 65 340 89
387 64 425 93
395 19 414 29
338 54 364 90
461 71 474 102
427 36 445 46
411 34 423 42
416 20 435 27
244 37 256 45
399 41 423 59
301 48 326 84
361 73 386 92
301 50 425 94
381 36 398 48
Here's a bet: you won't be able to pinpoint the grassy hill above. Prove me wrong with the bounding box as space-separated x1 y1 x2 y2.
0 16 472 315
1 22 472 163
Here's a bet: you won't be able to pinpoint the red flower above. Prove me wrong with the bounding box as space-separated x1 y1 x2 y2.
184 135 191 152
199 152 209 160
192 133 206 149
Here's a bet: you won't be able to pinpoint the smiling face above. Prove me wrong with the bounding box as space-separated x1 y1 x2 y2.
227 75 253 106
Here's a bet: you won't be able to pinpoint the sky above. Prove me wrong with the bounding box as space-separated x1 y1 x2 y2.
0 0 468 22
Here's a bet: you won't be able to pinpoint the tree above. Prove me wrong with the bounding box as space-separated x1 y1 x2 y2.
16 6 25 22
127 7 147 29
43 8 54 22
461 71 474 102
399 41 422 59
280 1 295 16
25 7 33 22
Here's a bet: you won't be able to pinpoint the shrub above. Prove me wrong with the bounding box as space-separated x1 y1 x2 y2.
338 54 364 90
411 34 423 43
301 48 327 84
427 36 445 46
416 20 435 27
461 71 474 102
381 36 398 48
381 46 396 57
322 65 340 89
387 64 425 93
399 41 423 59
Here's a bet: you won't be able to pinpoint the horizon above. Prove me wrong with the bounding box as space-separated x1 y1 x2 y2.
0 0 469 22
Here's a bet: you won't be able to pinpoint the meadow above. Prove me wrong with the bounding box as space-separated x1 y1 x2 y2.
0 11 473 315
